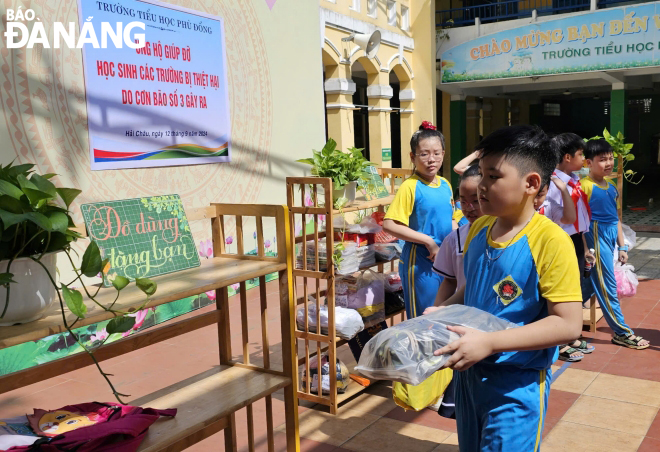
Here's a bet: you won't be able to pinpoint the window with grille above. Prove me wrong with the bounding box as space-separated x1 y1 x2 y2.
544 103 560 116
604 101 610 115
629 98 652 113
367 0 377 17
387 1 397 26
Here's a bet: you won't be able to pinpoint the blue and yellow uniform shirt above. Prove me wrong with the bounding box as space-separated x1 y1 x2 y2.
581 176 619 224
453 203 469 227
384 174 453 246
463 214 582 370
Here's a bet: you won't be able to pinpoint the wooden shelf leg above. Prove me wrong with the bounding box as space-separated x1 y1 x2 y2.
590 295 597 333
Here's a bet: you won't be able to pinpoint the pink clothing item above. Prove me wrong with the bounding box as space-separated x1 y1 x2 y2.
10 402 176 452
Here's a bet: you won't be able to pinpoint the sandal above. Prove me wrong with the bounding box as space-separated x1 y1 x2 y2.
612 334 650 350
572 339 595 354
558 346 584 362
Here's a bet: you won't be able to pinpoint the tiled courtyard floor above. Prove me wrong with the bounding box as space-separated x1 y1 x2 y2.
2 239 660 451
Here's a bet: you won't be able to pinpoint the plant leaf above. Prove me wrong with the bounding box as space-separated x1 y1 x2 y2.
112 275 130 291
296 158 315 166
136 278 157 296
48 212 69 233
6 164 34 178
602 129 611 140
80 241 103 277
61 284 86 318
56 188 82 209
29 174 57 198
0 209 51 230
22 187 54 207
0 273 16 285
626 154 635 161
41 173 57 179
0 180 24 200
106 315 136 334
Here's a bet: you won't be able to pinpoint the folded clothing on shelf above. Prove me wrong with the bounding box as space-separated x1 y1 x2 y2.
296 302 365 340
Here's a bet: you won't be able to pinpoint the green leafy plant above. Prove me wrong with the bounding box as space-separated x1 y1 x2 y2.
297 138 372 190
585 128 642 184
0 162 156 403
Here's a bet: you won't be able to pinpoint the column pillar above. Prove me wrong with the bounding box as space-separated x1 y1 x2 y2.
399 87 415 169
466 96 481 155
611 85 627 209
324 62 356 151
367 75 393 168
450 94 467 189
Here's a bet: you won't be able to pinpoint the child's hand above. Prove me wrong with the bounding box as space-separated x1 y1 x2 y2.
434 325 493 371
551 176 566 192
423 306 443 315
585 249 595 265
425 240 439 261
619 250 628 264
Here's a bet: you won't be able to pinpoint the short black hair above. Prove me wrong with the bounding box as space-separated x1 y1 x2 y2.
552 133 584 162
461 163 480 182
585 139 613 160
477 125 555 190
410 124 446 154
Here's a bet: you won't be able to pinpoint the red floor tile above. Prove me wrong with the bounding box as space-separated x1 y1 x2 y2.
567 347 615 373
384 405 457 433
546 389 580 420
638 436 660 452
601 346 660 382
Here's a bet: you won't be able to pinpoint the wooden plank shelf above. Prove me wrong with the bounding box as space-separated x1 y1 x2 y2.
0 257 286 349
134 366 291 452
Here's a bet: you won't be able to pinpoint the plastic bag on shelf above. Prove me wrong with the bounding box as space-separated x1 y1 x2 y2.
355 305 517 385
339 270 385 314
384 290 405 316
296 240 358 275
333 216 382 234
371 212 398 243
300 354 350 394
374 242 401 262
384 272 402 292
296 301 364 340
614 262 638 298
361 308 385 327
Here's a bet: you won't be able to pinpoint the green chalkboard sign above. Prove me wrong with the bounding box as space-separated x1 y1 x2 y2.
360 166 390 201
81 194 200 286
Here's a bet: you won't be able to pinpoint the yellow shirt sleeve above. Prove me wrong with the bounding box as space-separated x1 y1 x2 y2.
580 177 593 203
528 218 582 303
384 177 417 226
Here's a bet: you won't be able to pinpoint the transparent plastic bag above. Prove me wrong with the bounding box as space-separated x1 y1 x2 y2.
296 301 364 340
374 243 401 262
614 262 638 298
621 223 637 250
300 354 350 394
355 304 517 385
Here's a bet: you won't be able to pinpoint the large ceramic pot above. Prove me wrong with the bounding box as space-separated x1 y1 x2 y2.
333 181 358 206
0 253 58 326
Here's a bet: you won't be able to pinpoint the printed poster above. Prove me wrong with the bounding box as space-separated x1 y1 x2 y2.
78 0 231 170
441 2 660 83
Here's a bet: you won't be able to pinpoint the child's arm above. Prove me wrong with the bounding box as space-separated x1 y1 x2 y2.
425 285 465 315
453 150 481 175
383 219 439 260
582 234 595 264
435 278 458 306
617 221 628 264
551 176 577 225
435 300 582 371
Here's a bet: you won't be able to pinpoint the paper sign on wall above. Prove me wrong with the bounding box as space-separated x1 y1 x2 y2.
78 0 231 170
81 195 200 286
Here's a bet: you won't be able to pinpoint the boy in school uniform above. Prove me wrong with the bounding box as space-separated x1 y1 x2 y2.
582 139 650 350
426 125 583 452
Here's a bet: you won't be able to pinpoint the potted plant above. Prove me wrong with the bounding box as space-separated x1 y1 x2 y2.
297 138 371 205
0 162 156 403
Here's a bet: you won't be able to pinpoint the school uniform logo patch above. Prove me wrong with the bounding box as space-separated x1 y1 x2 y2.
493 275 522 306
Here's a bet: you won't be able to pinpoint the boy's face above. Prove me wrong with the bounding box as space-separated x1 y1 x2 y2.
587 152 614 178
534 184 549 211
459 177 482 224
478 153 541 217
565 149 585 172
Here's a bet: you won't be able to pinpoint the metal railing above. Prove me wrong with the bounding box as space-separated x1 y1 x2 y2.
436 0 650 28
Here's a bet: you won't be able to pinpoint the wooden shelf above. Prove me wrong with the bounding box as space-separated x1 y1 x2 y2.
0 257 286 349
133 366 291 452
332 195 395 214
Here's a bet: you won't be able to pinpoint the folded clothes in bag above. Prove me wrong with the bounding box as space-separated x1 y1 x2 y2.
355 305 517 385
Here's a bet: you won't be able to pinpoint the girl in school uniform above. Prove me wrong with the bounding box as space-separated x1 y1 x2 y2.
383 121 454 320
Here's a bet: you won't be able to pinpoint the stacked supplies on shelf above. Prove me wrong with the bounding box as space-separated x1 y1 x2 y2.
336 270 386 326
296 299 365 340
296 240 359 275
300 354 351 395
384 272 405 316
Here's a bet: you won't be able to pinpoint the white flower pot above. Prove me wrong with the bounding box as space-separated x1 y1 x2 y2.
0 253 58 326
333 181 358 206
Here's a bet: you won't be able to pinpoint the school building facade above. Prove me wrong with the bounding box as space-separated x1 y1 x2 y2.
436 0 660 207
